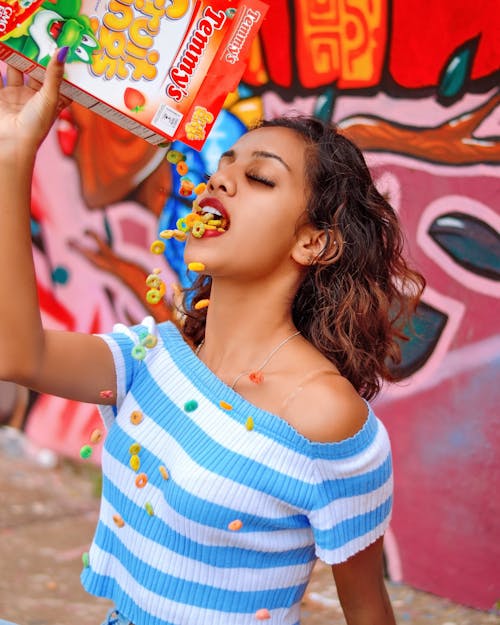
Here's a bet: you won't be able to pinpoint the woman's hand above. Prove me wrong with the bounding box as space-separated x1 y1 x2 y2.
0 48 70 158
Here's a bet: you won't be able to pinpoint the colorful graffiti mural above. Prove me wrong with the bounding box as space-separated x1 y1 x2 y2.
2 0 499 612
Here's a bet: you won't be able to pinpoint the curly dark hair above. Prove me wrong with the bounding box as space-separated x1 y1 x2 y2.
181 116 425 400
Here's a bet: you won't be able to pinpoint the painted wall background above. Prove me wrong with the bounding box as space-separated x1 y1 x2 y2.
2 0 499 612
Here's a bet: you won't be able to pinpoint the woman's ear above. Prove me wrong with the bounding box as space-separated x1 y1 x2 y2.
291 224 328 266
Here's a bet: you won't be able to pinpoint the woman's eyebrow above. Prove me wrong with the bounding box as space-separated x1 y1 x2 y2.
252 150 291 171
219 149 291 171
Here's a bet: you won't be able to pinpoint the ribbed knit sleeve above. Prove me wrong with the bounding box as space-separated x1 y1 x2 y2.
95 318 153 429
307 409 393 565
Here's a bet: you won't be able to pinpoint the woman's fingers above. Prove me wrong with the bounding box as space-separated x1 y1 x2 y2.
38 49 67 107
26 76 43 91
6 65 25 87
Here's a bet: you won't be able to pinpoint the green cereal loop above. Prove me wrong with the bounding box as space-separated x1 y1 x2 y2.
184 400 198 412
131 344 147 360
176 217 189 232
80 444 93 459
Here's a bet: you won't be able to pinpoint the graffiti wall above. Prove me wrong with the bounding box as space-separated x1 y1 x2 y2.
3 0 499 612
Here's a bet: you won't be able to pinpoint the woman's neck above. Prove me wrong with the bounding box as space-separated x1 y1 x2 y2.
199 277 299 377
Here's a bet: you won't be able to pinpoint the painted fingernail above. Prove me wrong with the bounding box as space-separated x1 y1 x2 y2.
57 46 69 64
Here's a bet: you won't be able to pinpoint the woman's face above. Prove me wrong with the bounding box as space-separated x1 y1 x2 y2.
184 126 310 281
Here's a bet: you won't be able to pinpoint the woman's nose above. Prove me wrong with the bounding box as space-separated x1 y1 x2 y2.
207 169 235 195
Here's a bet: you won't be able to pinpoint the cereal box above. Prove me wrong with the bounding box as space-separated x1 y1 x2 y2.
0 0 268 147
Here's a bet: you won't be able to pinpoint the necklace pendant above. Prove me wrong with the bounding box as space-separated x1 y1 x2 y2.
249 371 264 384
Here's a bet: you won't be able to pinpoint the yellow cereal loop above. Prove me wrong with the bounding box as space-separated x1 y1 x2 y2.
130 410 143 425
130 454 140 472
90 428 103 444
187 262 205 272
159 466 169 480
194 299 210 310
150 240 166 255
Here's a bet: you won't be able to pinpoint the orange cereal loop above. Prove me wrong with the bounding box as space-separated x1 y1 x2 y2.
255 608 271 620
194 182 207 195
90 428 103 444
176 161 189 176
113 514 125 528
228 519 243 531
185 212 199 228
135 473 148 488
249 371 264 384
130 410 143 425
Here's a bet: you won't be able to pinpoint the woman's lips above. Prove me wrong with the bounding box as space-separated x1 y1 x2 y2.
196 196 230 238
198 197 229 221
201 229 224 238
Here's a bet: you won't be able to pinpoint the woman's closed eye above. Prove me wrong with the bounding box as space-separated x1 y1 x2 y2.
204 169 276 188
246 172 275 187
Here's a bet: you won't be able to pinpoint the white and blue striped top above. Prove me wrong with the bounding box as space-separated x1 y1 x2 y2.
82 319 393 625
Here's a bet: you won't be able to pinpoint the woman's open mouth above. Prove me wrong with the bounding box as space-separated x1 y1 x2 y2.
160 197 230 242
191 198 230 238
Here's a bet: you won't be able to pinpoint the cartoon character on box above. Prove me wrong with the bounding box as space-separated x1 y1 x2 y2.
2 0 98 66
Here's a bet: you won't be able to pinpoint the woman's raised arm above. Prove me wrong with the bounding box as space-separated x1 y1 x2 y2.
0 50 116 405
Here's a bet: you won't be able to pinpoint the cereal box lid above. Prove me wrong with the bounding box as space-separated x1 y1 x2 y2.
0 0 45 37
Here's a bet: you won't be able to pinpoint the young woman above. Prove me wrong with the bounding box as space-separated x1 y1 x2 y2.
0 50 424 625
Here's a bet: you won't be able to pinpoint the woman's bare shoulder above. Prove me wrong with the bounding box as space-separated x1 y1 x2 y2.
282 367 369 444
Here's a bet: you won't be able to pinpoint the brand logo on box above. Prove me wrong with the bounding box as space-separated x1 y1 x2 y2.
0 0 44 35
224 7 261 64
166 6 226 103
0 3 14 34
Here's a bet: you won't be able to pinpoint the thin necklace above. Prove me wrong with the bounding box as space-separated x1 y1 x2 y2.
196 331 301 389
